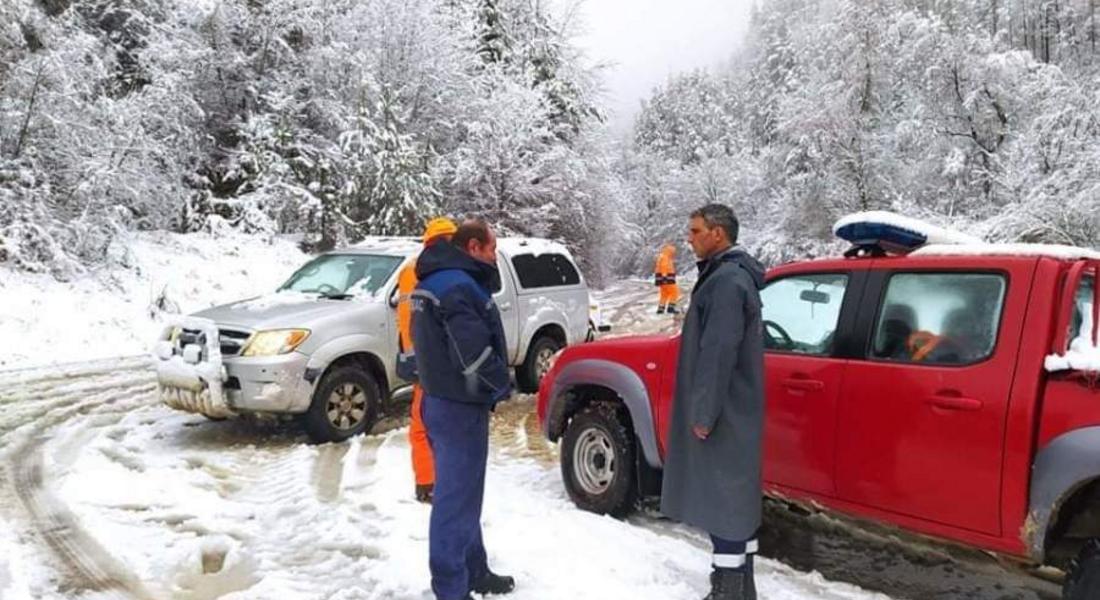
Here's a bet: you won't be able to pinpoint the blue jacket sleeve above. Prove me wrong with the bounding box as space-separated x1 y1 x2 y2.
439 285 511 403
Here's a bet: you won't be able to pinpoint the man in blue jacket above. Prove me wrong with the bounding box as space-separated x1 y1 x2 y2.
411 218 515 600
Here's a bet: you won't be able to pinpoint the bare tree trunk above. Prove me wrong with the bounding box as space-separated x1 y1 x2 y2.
1008 5 1015 48
1091 0 1097 53
1020 10 1029 56
13 63 45 159
860 29 873 114
1040 0 1062 63
1042 2 1051 63
1054 0 1061 63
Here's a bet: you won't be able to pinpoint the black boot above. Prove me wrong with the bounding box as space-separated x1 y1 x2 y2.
415 483 433 504
471 571 515 595
656 304 666 314
667 304 679 315
703 566 747 600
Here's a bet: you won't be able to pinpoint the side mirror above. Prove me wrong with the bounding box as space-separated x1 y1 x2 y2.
387 286 400 309
800 290 830 305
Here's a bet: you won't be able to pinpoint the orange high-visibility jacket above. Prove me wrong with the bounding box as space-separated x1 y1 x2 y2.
397 261 418 352
655 245 680 304
397 259 434 486
655 246 676 283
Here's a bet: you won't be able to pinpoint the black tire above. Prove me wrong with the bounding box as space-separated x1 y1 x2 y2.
300 366 381 443
516 335 563 394
560 404 637 517
1065 538 1100 600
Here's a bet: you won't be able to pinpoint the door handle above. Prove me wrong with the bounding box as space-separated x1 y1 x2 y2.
499 301 513 311
781 377 824 392
927 394 983 411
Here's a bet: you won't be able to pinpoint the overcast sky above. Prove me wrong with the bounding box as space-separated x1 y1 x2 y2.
562 0 756 134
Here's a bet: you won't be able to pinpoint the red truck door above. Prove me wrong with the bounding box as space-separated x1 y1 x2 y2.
835 259 1035 535
759 263 871 496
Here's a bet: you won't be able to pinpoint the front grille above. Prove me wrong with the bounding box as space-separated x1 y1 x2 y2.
218 329 252 357
178 329 206 348
175 327 251 358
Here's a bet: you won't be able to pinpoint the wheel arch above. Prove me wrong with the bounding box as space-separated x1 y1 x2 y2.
542 359 661 469
1030 426 1100 567
314 352 388 400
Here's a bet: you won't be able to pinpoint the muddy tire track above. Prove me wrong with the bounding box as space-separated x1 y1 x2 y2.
490 395 558 466
138 420 392 599
1 362 157 600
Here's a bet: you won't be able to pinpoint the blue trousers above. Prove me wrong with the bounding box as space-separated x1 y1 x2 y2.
423 394 490 600
710 533 757 571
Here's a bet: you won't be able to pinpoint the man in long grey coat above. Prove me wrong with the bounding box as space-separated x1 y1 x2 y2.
661 203 766 600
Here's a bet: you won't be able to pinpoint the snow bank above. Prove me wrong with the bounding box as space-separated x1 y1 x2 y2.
0 231 309 370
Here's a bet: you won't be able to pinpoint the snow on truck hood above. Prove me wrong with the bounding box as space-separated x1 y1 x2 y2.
192 292 378 331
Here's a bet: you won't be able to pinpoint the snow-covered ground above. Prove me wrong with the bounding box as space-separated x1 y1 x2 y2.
0 231 309 370
0 366 890 600
0 233 895 600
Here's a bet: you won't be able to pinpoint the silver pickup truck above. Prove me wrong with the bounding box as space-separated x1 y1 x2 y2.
152 237 596 442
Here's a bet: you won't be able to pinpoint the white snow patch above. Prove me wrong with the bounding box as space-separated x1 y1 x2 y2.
0 231 309 370
914 243 1100 261
349 236 422 256
1046 334 1100 372
0 520 32 600
498 237 573 258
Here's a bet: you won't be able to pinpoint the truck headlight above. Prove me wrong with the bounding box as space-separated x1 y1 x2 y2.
241 329 311 357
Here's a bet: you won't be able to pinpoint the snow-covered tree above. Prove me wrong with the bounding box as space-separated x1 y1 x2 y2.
622 0 1100 268
0 0 618 279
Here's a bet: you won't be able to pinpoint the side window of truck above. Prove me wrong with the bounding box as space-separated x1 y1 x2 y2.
760 273 848 356
1069 275 1095 345
511 253 581 288
870 273 1007 366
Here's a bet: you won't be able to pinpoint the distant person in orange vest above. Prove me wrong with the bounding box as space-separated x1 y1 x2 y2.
397 217 458 504
655 243 681 314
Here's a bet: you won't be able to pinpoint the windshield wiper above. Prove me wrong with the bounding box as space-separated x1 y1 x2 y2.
319 292 355 300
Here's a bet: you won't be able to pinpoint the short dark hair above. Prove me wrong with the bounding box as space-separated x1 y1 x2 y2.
690 203 739 244
451 217 493 251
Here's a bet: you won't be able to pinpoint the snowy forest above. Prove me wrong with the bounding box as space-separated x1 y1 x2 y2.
2 0 1100 282
630 0 1100 270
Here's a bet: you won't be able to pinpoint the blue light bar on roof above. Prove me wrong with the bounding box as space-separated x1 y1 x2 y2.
835 221 927 255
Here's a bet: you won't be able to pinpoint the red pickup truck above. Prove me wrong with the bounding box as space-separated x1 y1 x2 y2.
538 241 1100 599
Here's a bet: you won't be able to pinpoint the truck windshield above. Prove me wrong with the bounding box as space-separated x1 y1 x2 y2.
279 254 403 297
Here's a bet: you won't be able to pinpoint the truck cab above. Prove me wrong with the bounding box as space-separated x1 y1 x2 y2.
538 215 1100 599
